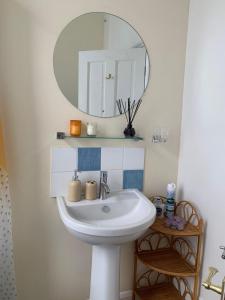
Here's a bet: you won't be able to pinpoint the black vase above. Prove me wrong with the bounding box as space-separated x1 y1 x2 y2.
124 123 136 137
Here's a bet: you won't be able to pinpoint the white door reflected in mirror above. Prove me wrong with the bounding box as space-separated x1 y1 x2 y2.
78 48 146 117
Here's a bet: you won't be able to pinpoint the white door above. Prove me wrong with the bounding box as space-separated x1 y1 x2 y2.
78 48 146 117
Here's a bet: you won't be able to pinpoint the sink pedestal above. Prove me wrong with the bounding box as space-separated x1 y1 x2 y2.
90 245 120 300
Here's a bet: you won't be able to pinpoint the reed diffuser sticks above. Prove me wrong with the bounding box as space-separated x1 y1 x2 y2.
116 98 142 137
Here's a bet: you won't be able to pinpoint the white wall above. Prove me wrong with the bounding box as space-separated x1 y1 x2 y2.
177 0 225 299
0 0 189 299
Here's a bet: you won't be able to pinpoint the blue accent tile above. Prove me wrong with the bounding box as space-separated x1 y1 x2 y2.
123 170 144 191
78 148 101 171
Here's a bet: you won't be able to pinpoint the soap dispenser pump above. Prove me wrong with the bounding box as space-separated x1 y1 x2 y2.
68 170 81 202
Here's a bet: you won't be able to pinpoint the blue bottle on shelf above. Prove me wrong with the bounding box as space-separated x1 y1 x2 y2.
165 183 176 218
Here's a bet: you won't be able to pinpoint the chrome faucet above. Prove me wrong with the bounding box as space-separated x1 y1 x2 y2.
99 171 110 200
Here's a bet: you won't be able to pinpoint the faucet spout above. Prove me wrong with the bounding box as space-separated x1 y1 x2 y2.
99 171 110 200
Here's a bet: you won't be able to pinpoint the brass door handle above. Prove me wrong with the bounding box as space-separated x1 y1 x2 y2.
203 267 218 287
105 73 113 79
202 266 223 295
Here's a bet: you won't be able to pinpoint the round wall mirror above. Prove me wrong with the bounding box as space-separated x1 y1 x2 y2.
53 12 150 118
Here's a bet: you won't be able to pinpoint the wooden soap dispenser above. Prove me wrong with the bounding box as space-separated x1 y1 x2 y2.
68 170 81 202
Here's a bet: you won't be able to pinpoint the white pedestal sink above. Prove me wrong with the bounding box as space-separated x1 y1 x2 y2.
57 189 156 300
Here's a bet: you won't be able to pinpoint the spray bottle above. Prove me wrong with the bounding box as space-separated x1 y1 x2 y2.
165 183 176 218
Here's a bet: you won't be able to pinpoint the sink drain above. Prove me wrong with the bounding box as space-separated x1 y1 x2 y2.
102 205 111 213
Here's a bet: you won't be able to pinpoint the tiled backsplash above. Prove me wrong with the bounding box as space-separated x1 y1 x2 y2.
50 147 145 197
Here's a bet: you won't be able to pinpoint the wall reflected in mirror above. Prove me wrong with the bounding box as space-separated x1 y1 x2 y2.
53 12 150 118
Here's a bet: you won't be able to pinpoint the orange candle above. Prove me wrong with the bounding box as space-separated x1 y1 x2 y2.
70 120 81 137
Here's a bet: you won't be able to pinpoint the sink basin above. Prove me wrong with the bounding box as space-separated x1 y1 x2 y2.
57 189 156 300
57 189 156 245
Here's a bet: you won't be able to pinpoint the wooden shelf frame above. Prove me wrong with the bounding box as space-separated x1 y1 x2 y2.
135 269 193 300
135 284 184 300
133 200 204 300
151 217 202 236
138 248 196 277
149 198 204 237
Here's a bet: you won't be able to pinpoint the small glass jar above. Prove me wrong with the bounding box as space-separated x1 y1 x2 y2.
87 122 96 136
70 120 81 137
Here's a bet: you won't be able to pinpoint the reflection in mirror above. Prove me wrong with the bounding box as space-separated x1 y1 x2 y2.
53 12 150 118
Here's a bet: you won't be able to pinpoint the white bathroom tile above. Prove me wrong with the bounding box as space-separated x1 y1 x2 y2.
50 172 74 197
123 147 145 170
78 171 100 195
101 147 123 170
107 170 123 192
51 147 77 172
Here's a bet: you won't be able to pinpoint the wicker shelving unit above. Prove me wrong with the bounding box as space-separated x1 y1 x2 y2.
133 200 204 300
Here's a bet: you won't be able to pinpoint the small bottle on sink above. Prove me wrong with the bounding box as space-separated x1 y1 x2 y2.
85 180 97 200
68 170 81 202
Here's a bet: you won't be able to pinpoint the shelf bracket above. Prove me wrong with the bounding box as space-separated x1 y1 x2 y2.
57 132 66 139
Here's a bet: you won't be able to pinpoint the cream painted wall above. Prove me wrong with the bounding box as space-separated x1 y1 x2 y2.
0 0 189 299
177 0 225 299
